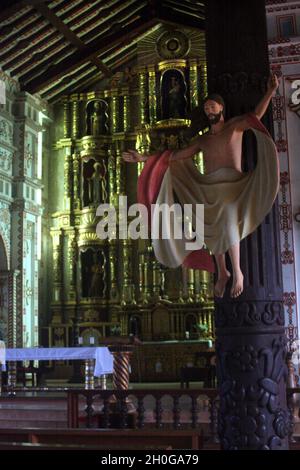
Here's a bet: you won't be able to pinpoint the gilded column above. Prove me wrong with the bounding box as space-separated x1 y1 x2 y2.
120 239 135 305
72 152 81 210
189 59 199 108
67 230 77 301
51 229 63 307
115 142 125 197
159 266 168 299
148 66 157 125
64 150 72 211
136 127 151 177
107 147 116 207
138 67 148 125
138 252 144 302
200 270 212 299
63 97 71 139
110 89 119 134
199 62 208 101
138 251 152 304
186 268 195 303
101 247 108 299
122 87 130 133
108 239 119 303
71 97 80 139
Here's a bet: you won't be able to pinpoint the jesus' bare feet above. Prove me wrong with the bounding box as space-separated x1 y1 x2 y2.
230 270 244 298
214 270 231 298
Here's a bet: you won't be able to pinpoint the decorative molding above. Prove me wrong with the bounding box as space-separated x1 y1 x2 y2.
215 301 285 329
269 42 300 59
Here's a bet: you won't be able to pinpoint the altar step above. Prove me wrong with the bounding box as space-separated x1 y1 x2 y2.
0 398 67 429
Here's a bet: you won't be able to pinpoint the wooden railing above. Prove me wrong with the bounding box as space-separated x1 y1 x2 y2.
66 388 220 442
1 385 299 446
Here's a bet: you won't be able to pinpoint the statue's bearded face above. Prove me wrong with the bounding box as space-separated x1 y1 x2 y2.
204 100 223 124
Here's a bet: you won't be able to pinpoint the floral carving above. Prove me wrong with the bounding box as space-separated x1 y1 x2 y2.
230 405 267 448
227 345 258 372
217 335 289 449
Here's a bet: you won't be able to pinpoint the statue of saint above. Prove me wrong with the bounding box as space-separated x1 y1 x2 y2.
87 162 103 204
90 101 102 136
168 76 186 119
88 252 104 297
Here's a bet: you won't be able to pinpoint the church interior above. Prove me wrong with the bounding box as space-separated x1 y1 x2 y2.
0 0 300 453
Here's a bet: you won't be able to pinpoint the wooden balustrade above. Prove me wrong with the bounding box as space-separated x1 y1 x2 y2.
1 385 299 445
66 388 220 443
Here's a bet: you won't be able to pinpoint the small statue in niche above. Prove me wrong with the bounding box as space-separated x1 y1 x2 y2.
87 161 103 205
81 249 105 298
88 251 105 298
90 101 102 136
162 71 187 120
82 159 94 206
86 100 108 135
168 76 182 118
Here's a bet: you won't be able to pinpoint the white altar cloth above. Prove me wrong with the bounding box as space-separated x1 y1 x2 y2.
2 347 113 377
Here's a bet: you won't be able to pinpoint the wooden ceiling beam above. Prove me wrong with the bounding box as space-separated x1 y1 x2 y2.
163 0 205 16
26 1 112 77
13 1 142 79
157 6 205 30
0 1 30 22
24 15 157 94
44 43 137 102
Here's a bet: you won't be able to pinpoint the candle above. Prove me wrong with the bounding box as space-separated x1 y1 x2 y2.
89 337 95 345
78 337 83 345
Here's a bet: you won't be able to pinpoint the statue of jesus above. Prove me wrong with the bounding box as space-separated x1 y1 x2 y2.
123 74 279 299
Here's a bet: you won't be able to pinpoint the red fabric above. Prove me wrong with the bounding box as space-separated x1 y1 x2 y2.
137 150 171 226
246 112 272 137
182 249 215 271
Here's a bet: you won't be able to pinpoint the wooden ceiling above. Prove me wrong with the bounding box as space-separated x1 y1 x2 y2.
0 0 205 102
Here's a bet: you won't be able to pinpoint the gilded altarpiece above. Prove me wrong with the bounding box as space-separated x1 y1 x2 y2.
47 27 215 381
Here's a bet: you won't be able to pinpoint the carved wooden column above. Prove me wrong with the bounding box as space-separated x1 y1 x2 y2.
206 0 289 450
